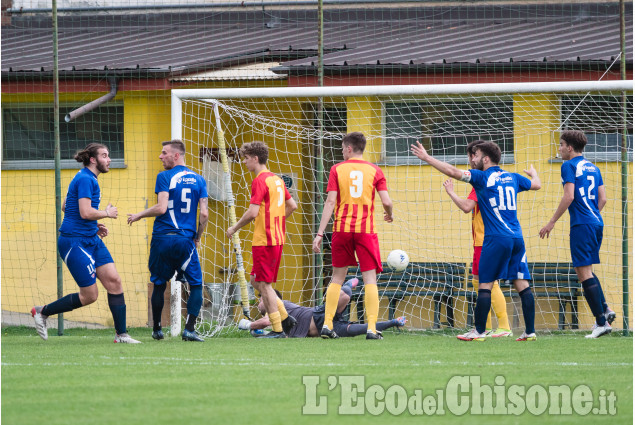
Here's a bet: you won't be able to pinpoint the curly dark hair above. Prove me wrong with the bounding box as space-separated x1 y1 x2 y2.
474 141 502 165
239 141 269 164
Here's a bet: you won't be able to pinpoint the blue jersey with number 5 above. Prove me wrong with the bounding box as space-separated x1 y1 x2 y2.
463 166 532 238
153 165 208 238
561 156 603 228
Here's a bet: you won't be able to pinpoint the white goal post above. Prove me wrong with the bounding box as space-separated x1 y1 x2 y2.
170 80 632 338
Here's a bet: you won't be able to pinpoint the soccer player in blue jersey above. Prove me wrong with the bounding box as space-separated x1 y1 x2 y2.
128 140 209 342
411 140 541 341
539 130 615 338
31 143 140 343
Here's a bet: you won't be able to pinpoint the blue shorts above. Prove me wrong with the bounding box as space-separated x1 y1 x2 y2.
570 224 603 267
58 235 114 287
479 236 531 284
149 235 202 286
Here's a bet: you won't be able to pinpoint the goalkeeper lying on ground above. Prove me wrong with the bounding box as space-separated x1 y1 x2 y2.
239 278 406 338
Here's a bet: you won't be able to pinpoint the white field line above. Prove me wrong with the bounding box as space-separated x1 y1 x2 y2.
2 356 631 368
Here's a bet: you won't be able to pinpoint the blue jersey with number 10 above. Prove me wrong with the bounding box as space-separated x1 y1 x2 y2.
461 166 532 238
152 165 208 238
561 156 604 228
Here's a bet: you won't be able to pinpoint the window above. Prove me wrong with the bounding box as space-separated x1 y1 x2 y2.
384 99 514 165
561 95 633 162
2 104 124 169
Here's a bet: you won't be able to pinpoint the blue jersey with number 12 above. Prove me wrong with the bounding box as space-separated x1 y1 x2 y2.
561 156 604 228
461 166 532 238
152 165 208 238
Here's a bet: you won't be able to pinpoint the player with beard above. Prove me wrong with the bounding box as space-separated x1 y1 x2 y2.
412 140 541 342
31 143 140 343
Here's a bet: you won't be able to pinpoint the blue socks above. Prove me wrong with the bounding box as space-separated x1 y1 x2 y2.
151 283 167 331
108 292 127 335
592 273 609 313
582 278 606 326
185 285 203 332
518 287 535 334
474 289 492 334
41 292 83 317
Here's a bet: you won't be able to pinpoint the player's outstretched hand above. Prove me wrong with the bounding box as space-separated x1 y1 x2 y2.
105 203 118 219
97 223 109 239
539 222 554 239
523 164 538 178
127 213 140 225
443 179 455 194
410 140 429 161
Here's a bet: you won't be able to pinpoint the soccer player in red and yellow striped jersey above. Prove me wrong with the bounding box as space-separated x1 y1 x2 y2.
227 141 298 338
442 140 511 338
312 132 394 340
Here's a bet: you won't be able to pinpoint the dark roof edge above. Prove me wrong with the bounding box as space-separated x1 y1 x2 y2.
273 61 634 75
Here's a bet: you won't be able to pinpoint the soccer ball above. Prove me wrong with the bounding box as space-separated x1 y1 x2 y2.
386 249 409 272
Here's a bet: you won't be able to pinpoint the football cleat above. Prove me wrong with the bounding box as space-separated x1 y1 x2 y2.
395 316 407 327
320 326 339 339
585 324 612 339
457 329 487 341
152 329 164 340
491 328 513 338
259 331 287 338
515 332 537 341
31 306 48 341
484 329 493 338
181 329 204 342
605 308 617 326
281 314 297 334
114 333 142 344
366 331 383 340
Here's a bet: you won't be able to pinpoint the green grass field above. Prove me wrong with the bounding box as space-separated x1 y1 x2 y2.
2 326 632 425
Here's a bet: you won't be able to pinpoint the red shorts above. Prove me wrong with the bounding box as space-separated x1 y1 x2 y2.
331 232 383 273
472 246 482 276
251 245 283 283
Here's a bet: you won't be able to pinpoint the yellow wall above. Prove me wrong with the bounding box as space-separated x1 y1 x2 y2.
2 89 632 330
1 90 172 326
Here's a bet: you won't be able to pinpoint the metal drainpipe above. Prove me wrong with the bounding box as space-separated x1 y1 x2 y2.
65 78 118 122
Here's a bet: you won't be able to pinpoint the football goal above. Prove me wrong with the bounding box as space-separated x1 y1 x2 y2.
171 80 632 337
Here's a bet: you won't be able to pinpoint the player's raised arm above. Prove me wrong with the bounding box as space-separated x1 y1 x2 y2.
443 179 476 213
410 140 464 180
523 165 541 190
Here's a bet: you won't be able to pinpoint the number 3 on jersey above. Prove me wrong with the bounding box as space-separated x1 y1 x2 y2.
349 170 363 198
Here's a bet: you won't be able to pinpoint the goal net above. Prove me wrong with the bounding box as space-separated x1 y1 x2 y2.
172 81 633 337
